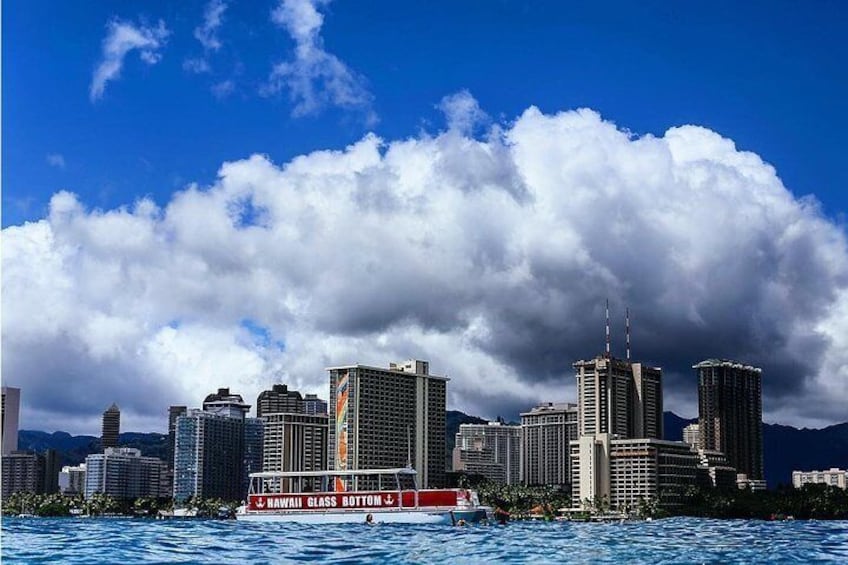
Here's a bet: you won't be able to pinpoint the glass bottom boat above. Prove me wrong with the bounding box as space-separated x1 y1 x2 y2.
236 467 490 525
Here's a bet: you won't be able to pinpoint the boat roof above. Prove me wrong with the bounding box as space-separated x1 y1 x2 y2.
250 467 418 479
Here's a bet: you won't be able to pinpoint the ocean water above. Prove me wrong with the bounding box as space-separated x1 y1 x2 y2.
2 517 847 564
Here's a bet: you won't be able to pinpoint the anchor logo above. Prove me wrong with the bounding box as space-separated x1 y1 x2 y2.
383 494 395 505
255 497 266 509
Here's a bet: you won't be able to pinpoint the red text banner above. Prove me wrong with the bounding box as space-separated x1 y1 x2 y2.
249 491 401 511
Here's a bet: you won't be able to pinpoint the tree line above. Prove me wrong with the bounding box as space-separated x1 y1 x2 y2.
467 476 848 520
1 492 241 519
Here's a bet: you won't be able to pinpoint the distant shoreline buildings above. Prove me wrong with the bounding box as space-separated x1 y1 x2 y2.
4 304 842 507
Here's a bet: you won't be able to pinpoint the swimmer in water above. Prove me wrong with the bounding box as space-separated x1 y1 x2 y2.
365 513 375 525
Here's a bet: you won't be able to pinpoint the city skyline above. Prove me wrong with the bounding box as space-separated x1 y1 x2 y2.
4 1 848 434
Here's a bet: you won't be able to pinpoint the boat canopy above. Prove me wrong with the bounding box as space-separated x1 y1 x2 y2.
249 467 418 479
248 467 419 495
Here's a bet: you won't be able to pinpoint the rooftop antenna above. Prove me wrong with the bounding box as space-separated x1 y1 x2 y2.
605 299 611 358
625 307 631 361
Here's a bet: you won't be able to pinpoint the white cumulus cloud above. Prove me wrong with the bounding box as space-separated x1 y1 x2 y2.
438 90 489 135
264 0 374 121
4 98 848 434
90 18 170 102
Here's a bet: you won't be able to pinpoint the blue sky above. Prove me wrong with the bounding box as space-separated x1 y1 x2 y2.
4 0 848 433
5 1 847 225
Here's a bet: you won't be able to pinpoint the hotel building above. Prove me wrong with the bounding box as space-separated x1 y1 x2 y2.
101 403 121 449
173 388 251 502
452 422 521 485
257 384 304 417
2 386 21 455
573 355 663 440
262 413 328 473
59 463 87 495
304 393 328 415
520 402 578 488
694 359 763 482
570 434 699 511
1 449 59 497
328 359 447 489
84 447 168 499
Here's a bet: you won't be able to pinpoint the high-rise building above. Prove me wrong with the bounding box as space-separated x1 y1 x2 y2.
167 406 188 469
203 388 250 419
328 359 447 489
2 449 60 497
2 451 43 497
174 409 245 502
452 422 521 485
631 363 663 439
164 406 188 498
101 403 120 449
173 388 259 503
262 413 328 474
574 355 662 440
2 386 21 455
256 384 304 418
42 449 60 494
694 359 763 481
84 447 168 500
570 434 699 511
257 383 327 489
682 423 700 448
304 393 328 415
520 402 578 487
59 463 87 495
243 417 265 496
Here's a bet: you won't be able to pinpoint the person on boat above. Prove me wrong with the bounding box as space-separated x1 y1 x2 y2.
365 513 375 525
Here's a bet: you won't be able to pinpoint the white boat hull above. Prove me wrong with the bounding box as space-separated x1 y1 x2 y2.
237 507 490 525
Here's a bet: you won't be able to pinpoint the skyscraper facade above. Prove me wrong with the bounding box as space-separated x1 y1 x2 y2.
303 393 328 415
84 447 168 500
694 359 763 481
2 386 21 455
262 413 328 473
59 463 87 495
256 384 304 418
570 434 699 510
574 355 662 439
203 388 250 419
167 406 188 469
243 417 265 496
173 388 252 503
328 360 447 489
452 422 521 485
520 402 578 487
173 409 245 502
101 403 120 449
2 451 43 497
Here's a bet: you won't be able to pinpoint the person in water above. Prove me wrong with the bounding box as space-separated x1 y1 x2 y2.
493 506 510 525
365 513 375 525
